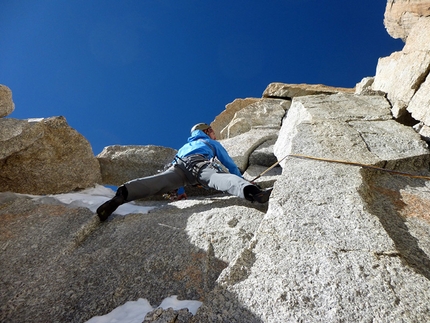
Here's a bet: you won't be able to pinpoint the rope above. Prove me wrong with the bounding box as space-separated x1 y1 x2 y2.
250 154 289 182
251 153 430 182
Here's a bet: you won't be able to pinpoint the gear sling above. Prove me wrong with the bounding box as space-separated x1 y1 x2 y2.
173 139 218 186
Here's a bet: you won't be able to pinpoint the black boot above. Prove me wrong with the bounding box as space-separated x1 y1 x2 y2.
244 185 273 203
96 186 128 221
251 187 273 203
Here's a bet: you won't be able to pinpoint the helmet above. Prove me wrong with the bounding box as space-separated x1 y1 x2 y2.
191 123 211 133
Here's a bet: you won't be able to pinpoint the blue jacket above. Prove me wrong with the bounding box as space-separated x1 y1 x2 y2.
176 130 242 177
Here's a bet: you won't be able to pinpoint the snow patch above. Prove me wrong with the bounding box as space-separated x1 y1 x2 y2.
28 185 155 216
86 296 202 323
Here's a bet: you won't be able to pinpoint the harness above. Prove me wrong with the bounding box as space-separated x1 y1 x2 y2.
174 154 210 185
174 139 222 185
199 139 224 171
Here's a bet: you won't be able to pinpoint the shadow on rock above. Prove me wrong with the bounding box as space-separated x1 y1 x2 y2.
0 192 264 323
359 169 430 281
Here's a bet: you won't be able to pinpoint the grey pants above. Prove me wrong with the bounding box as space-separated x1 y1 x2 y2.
124 163 251 201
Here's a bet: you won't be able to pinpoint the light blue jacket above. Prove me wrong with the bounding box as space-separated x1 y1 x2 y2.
176 130 242 177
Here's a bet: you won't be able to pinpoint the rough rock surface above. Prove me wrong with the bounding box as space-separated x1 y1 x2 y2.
372 49 430 120
0 85 14 117
355 76 374 95
274 93 415 164
384 0 430 41
374 3 430 131
1 1 430 322
2 87 429 322
402 16 430 53
408 73 430 125
143 307 193 323
219 98 287 139
0 193 267 322
0 118 44 159
97 145 178 186
220 127 279 172
211 98 260 139
248 138 278 167
0 117 101 194
371 0 430 132
262 82 354 99
401 17 430 126
193 93 430 322
355 77 387 96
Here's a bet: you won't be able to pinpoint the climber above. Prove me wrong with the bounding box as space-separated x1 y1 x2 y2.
96 122 273 221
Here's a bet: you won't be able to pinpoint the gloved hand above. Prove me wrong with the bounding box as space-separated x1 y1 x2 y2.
176 192 188 200
163 187 187 201
176 186 187 200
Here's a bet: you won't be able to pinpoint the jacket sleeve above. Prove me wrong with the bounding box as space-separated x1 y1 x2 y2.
211 140 243 177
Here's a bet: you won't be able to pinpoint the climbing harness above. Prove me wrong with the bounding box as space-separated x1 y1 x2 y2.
165 140 225 200
174 154 210 185
251 153 430 182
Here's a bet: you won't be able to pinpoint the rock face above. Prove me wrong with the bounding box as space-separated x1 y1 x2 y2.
0 193 267 323
211 98 260 139
218 98 287 139
0 85 14 117
372 45 430 120
384 0 430 41
262 82 354 98
2 84 430 322
0 117 101 194
193 93 430 322
1 1 430 322
221 127 280 172
373 4 430 140
97 145 178 186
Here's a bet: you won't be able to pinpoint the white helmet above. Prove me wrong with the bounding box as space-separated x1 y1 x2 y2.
190 123 211 133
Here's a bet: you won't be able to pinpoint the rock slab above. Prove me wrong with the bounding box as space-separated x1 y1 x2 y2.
97 145 177 186
194 93 430 322
0 116 101 194
0 85 14 117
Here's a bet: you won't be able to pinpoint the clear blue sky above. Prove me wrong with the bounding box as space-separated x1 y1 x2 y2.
1 1 403 155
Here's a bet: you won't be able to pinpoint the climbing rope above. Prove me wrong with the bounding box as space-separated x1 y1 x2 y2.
251 153 430 182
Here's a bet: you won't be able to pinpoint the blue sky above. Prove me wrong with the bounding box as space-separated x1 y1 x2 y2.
1 1 403 155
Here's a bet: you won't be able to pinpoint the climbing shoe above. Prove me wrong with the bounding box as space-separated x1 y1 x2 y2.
96 186 128 221
244 185 273 203
251 187 273 203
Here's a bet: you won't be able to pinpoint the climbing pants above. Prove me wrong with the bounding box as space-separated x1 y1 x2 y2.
123 155 251 201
